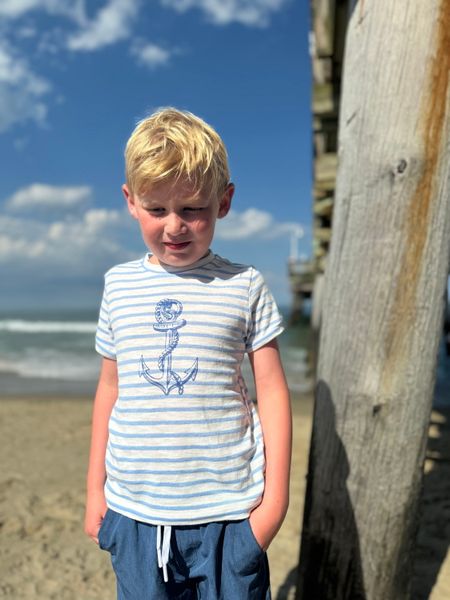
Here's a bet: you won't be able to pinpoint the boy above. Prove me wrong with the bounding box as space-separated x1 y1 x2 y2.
84 107 292 599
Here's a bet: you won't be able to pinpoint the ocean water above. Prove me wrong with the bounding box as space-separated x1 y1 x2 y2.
1 308 448 405
0 308 314 398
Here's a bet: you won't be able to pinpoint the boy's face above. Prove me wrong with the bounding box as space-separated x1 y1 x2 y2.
123 179 233 268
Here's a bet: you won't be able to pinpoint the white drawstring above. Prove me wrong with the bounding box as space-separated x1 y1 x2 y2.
156 525 172 582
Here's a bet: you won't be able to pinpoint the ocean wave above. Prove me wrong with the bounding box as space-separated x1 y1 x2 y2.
0 319 97 334
0 349 100 381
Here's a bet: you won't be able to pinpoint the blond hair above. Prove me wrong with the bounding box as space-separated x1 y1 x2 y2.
125 107 230 199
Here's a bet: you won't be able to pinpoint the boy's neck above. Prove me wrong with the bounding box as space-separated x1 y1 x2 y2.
147 250 212 268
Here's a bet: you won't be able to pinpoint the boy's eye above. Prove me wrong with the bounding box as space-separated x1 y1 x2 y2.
184 206 204 212
147 207 165 215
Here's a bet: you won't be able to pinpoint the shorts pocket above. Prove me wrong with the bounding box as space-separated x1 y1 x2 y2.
243 518 265 556
98 508 118 553
228 519 266 578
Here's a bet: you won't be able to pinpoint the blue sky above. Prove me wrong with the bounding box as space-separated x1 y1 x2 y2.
0 0 312 311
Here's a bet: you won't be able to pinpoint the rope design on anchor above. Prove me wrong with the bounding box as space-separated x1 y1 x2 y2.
155 299 185 392
158 329 179 371
155 299 182 324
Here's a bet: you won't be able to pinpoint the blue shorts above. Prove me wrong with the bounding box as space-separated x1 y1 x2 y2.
99 509 271 599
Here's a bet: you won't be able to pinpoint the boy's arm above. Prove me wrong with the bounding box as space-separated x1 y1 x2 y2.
248 338 292 550
84 357 118 543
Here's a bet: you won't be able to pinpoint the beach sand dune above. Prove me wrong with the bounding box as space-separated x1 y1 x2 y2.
0 396 449 599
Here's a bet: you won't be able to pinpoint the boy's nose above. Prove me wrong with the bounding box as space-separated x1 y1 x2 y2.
165 213 187 236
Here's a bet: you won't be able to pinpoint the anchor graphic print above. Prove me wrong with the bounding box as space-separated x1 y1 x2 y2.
139 298 198 395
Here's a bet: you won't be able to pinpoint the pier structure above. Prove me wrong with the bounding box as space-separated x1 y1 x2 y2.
289 0 351 322
310 0 350 274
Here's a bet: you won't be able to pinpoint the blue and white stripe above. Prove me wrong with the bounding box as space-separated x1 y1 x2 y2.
95 252 283 525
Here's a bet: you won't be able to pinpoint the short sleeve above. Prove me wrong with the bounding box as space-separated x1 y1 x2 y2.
95 285 116 359
245 268 284 352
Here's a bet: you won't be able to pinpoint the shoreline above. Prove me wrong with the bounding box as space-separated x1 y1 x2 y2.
0 394 449 598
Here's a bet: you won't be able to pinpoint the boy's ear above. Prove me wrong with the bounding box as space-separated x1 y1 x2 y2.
122 184 138 219
217 183 234 219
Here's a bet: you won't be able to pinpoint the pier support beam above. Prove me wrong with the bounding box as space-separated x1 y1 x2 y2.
296 1 450 598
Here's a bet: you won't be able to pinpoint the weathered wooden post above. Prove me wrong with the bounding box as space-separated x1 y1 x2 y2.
296 2 450 599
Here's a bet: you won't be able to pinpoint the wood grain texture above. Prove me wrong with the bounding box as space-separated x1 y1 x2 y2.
297 1 450 598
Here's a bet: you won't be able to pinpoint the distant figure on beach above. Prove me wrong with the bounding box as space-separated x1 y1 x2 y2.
84 108 292 599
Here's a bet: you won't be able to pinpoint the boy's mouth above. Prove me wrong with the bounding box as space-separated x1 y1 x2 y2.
164 242 191 250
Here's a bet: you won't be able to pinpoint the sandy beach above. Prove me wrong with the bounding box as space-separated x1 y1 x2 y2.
0 393 449 599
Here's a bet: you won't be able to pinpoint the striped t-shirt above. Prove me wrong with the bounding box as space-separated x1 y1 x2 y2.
95 251 284 525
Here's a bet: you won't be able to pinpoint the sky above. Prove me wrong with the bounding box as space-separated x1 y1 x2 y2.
0 0 312 311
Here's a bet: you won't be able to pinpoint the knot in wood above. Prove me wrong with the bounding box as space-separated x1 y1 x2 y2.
396 159 408 174
372 404 382 416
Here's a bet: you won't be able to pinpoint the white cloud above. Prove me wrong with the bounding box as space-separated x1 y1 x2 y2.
216 207 303 240
0 3 83 132
131 41 171 69
0 41 51 132
0 201 136 277
161 0 289 26
0 214 42 236
0 184 133 276
5 183 92 212
0 0 46 19
0 183 140 289
67 0 140 51
0 0 85 23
